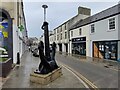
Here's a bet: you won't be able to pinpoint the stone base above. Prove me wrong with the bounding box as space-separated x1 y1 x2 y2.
30 67 62 85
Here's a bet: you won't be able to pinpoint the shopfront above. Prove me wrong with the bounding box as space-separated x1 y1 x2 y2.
0 9 13 77
0 9 13 61
72 37 86 56
93 40 119 61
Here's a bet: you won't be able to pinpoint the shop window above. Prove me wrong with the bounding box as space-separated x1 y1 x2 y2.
0 18 9 60
109 18 115 30
93 41 117 60
65 32 67 39
60 33 62 40
105 41 117 60
57 35 59 40
72 43 86 56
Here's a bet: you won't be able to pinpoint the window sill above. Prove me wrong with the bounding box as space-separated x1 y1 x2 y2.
107 29 116 32
90 32 95 35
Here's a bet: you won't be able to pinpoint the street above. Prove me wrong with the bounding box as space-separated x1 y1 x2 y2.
1 51 119 89
56 53 119 88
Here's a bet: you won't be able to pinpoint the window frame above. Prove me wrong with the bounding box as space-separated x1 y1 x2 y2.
60 33 62 40
71 31 73 37
108 17 116 31
65 32 67 39
90 24 95 34
79 28 82 35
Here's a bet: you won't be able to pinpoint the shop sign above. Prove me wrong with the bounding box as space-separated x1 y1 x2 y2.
72 37 86 42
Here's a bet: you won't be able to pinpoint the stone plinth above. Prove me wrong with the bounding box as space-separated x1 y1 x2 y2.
30 67 62 85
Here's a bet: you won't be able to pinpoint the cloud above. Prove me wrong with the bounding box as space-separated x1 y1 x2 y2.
23 1 118 38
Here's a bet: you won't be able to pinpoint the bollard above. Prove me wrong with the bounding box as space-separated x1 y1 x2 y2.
17 52 20 64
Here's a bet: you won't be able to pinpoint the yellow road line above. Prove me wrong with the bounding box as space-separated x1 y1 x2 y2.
61 64 90 89
59 61 99 90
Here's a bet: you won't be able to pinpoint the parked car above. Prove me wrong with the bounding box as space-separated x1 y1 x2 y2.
33 48 39 57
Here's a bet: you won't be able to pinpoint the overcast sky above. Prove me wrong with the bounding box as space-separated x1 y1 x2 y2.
23 1 119 38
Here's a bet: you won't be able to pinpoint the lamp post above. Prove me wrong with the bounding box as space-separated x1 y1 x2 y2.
42 5 51 61
42 5 48 22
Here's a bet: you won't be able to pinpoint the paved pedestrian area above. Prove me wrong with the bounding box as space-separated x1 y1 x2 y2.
1 52 85 88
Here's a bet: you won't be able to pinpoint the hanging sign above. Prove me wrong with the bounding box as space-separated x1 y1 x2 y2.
18 25 24 32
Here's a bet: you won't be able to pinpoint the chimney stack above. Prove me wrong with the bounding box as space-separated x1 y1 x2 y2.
78 6 91 16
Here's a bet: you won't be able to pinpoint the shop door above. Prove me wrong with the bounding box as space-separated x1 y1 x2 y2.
93 42 99 58
65 44 68 53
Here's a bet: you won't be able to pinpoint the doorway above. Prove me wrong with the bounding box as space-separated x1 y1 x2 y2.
64 43 68 53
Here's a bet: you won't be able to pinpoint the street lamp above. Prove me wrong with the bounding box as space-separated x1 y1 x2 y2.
42 5 48 22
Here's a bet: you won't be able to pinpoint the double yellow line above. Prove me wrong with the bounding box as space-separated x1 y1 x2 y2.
59 62 99 90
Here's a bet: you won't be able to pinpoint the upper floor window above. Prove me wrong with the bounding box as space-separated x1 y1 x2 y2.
54 36 56 41
91 24 95 33
71 31 73 37
57 35 59 40
109 18 115 30
60 33 62 40
60 27 62 32
54 29 56 34
79 28 82 35
57 29 59 33
65 32 67 39
65 23 67 30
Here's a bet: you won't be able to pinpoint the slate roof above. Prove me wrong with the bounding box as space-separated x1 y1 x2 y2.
70 4 120 30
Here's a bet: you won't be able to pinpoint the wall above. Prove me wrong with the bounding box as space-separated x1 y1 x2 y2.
90 16 118 41
89 15 119 57
118 41 120 61
0 1 28 64
0 2 15 18
69 25 90 56
13 25 19 63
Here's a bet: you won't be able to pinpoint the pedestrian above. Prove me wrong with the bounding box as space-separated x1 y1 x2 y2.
51 42 56 61
29 46 30 51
